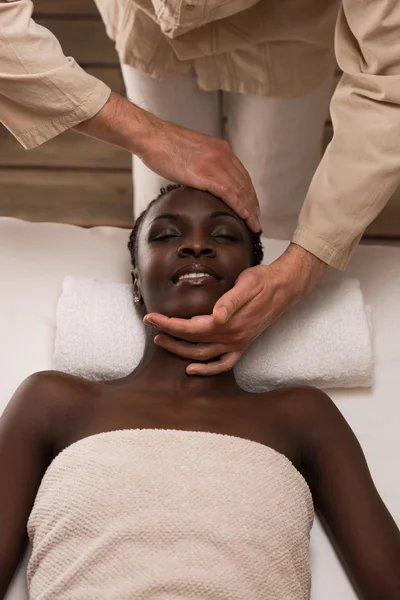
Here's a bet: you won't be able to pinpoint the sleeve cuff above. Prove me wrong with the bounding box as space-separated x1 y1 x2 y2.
16 79 112 150
292 226 361 271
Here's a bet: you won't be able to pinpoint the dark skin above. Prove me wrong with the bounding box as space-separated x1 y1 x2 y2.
1 190 400 599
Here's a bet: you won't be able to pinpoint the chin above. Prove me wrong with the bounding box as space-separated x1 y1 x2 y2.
156 291 221 319
145 281 233 318
166 301 216 319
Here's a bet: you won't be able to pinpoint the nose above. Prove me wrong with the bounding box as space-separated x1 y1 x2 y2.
177 235 216 259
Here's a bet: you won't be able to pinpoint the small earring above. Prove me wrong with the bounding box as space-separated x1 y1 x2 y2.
133 291 141 305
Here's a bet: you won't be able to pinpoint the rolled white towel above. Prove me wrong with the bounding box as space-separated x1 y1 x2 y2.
54 276 373 391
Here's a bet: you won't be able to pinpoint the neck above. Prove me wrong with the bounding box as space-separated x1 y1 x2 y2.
126 326 240 397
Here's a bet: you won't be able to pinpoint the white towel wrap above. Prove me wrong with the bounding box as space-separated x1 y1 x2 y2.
27 429 314 600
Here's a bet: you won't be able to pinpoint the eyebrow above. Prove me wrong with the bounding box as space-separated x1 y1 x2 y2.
151 211 242 224
210 210 242 224
152 213 180 223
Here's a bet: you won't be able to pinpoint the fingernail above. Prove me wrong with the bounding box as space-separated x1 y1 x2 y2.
242 208 249 219
219 307 228 323
251 217 261 232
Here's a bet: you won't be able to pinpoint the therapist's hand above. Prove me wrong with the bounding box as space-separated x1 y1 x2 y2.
139 113 260 232
143 244 327 375
75 92 260 232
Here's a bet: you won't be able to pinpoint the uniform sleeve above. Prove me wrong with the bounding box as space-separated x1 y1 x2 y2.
0 0 111 149
293 0 400 270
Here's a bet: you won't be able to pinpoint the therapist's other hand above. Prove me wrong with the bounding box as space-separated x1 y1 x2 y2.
75 92 260 232
143 244 327 375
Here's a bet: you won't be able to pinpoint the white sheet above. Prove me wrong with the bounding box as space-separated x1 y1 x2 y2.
1 217 399 600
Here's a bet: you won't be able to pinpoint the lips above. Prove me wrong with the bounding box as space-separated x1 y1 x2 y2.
172 263 222 284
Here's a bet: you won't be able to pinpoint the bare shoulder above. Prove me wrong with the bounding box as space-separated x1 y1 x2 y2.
271 385 358 468
3 371 96 447
277 386 343 426
288 385 348 434
10 370 92 409
260 384 341 425
258 385 348 455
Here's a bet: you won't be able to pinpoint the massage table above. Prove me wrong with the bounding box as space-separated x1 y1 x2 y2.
1 216 399 600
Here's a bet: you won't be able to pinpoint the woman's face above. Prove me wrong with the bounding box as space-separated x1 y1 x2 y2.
135 188 254 318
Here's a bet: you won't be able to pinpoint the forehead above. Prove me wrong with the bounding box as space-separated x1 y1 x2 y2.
145 188 238 225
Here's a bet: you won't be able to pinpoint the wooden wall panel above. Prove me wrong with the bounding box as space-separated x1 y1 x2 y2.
0 170 133 228
34 0 99 16
0 128 131 170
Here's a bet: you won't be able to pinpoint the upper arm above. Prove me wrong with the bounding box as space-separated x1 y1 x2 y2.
302 390 400 599
0 373 55 598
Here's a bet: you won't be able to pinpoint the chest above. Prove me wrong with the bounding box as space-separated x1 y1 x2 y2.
58 388 302 471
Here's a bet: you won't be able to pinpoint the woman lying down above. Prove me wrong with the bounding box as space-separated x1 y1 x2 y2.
0 186 399 600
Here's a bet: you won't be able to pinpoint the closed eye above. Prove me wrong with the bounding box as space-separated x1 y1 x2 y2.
214 234 239 241
153 233 181 241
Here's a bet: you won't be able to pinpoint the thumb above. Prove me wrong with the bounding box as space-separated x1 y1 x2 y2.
213 269 259 324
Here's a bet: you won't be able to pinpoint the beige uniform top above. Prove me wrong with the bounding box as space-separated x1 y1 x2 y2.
1 0 400 270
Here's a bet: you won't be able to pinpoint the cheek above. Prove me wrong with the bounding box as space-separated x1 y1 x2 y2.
136 249 152 292
136 248 171 308
220 246 253 281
